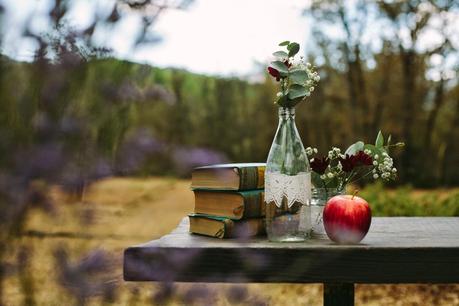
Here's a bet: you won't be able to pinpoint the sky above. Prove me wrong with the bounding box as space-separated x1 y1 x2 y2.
0 0 310 76
1 0 457 79
135 0 309 76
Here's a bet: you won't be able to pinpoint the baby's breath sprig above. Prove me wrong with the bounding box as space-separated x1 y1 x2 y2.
268 41 319 107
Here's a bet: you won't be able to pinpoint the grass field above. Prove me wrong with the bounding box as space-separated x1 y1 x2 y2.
4 177 459 305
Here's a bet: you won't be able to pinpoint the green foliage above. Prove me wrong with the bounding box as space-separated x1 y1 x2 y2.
363 144 384 159
345 141 364 155
289 70 308 85
361 183 459 217
375 130 384 148
1 49 458 185
270 60 288 73
288 84 308 100
268 41 319 107
272 51 288 59
287 42 300 57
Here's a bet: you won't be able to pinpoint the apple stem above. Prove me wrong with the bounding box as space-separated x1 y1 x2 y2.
351 189 359 200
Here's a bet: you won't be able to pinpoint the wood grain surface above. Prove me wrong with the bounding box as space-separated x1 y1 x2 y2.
124 217 459 283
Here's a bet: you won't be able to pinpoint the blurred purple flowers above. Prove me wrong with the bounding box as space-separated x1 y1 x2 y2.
172 147 228 175
54 247 118 305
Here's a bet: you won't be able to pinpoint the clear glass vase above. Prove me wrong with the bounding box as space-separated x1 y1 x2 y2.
311 187 344 236
264 107 312 242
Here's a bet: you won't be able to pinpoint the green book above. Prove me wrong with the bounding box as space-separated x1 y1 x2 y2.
193 190 264 220
191 163 265 191
188 214 265 239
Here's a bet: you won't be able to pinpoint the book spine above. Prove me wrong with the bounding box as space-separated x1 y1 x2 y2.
239 166 265 190
242 192 265 218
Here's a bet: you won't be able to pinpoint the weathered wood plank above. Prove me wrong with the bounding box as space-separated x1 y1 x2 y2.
124 217 459 283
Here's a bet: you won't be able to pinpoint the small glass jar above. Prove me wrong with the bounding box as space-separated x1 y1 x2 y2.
265 107 312 242
311 187 344 236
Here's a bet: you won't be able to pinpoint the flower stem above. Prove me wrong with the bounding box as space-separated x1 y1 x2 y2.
348 168 374 185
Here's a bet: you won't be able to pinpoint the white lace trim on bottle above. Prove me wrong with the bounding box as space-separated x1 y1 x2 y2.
265 172 311 208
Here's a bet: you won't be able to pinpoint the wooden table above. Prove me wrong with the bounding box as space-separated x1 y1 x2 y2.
124 217 459 306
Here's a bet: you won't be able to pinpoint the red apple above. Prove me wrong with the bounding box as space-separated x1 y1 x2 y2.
323 194 372 244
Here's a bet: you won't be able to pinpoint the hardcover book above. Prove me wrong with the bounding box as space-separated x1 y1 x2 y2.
191 163 265 191
193 190 264 220
188 214 265 239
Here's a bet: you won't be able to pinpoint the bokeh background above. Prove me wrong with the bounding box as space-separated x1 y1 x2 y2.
0 0 458 305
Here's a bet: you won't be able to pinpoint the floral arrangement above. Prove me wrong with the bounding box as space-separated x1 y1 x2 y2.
267 41 320 107
307 131 404 191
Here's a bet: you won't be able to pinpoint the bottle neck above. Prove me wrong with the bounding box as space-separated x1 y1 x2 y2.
278 107 295 120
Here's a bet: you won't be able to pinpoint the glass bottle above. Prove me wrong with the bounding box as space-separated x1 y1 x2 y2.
264 107 312 242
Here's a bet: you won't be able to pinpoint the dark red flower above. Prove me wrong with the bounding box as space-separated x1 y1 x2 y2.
283 60 292 68
339 154 357 172
355 151 372 166
339 151 373 172
310 156 329 174
267 67 281 81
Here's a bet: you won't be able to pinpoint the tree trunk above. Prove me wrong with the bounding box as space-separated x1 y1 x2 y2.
354 46 371 140
424 78 445 150
372 54 392 135
441 97 459 185
399 49 416 181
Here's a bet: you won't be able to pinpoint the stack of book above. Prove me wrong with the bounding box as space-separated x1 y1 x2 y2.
188 163 266 239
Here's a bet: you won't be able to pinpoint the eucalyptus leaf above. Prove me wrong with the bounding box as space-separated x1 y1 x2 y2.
279 41 290 46
270 61 288 73
287 42 300 57
272 51 288 59
375 130 384 148
345 141 364 155
289 70 308 84
288 84 308 100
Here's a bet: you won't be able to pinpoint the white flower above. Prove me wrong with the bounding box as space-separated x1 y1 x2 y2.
364 149 371 154
373 174 379 179
373 161 378 166
310 158 315 163
327 172 334 179
392 168 397 173
314 75 320 82
374 154 379 159
313 148 318 154
372 169 377 173
327 147 341 159
320 174 326 179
